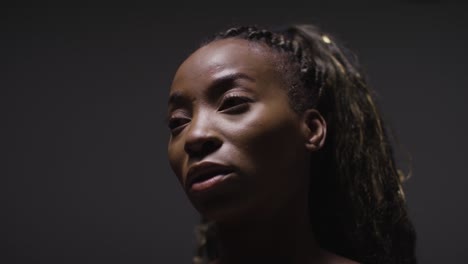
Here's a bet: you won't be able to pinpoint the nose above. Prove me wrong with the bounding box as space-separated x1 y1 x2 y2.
184 114 222 159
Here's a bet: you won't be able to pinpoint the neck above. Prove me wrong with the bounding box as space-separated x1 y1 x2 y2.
211 194 321 264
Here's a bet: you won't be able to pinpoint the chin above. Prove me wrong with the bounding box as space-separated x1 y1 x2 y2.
191 194 259 225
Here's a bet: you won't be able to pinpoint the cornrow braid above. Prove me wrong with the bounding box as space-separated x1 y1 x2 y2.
213 26 326 113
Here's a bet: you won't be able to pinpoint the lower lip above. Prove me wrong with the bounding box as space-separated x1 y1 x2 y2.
190 173 234 192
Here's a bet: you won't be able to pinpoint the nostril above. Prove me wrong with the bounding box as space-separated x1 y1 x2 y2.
184 137 222 158
204 140 221 153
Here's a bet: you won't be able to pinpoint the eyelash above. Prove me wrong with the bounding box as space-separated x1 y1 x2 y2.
168 117 189 130
219 93 252 112
167 111 190 134
167 94 253 134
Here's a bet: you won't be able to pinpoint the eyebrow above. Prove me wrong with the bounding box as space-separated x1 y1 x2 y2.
167 90 187 107
167 72 256 106
209 72 256 94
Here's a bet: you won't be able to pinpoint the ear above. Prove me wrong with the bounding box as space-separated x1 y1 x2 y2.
300 109 327 152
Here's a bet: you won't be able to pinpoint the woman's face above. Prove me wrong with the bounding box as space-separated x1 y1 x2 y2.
167 38 315 222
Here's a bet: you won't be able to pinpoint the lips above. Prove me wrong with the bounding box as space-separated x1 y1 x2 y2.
186 162 234 191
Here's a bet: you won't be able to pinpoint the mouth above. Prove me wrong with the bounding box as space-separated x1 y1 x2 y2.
186 162 235 192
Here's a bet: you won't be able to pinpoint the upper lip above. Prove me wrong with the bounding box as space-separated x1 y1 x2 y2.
185 161 234 190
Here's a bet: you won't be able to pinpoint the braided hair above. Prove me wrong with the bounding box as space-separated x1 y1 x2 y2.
192 25 417 264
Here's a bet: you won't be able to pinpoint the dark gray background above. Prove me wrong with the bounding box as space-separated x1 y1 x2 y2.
4 2 468 263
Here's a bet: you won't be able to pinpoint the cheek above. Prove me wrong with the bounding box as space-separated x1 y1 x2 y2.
221 105 308 213
226 105 304 177
167 139 185 184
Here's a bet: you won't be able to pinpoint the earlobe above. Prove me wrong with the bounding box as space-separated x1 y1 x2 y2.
301 109 327 152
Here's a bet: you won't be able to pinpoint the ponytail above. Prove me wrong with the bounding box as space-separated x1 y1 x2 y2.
289 25 416 264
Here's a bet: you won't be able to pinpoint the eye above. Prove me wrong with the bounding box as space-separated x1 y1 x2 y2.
167 116 190 134
219 94 252 113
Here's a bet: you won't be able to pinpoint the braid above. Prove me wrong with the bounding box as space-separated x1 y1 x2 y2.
194 24 416 264
213 26 325 112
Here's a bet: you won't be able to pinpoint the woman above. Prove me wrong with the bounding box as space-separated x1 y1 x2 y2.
166 25 416 264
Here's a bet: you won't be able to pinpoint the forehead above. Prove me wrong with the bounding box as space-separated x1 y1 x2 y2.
170 38 281 92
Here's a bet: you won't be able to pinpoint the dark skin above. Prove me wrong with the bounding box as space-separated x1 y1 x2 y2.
167 38 358 264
